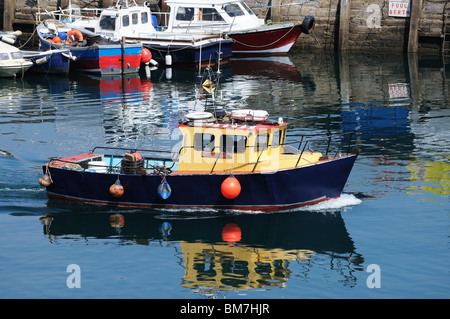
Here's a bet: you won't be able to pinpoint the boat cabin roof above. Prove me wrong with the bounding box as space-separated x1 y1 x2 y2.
165 0 263 32
179 110 286 132
0 41 21 54
0 41 24 60
97 4 157 34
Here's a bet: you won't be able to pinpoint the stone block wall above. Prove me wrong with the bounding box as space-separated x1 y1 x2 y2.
2 0 447 53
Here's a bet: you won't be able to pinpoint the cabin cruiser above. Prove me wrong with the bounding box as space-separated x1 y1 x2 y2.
0 41 33 77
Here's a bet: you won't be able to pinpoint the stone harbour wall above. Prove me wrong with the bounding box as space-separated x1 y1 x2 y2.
2 0 448 53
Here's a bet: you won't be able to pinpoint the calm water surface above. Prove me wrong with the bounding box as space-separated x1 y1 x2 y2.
0 52 448 299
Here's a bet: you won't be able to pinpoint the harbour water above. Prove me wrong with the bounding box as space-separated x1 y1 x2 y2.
0 52 448 299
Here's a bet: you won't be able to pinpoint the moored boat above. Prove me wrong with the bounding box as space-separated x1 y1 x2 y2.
164 0 315 55
22 49 74 75
0 41 33 77
39 109 359 212
36 20 143 75
43 1 233 66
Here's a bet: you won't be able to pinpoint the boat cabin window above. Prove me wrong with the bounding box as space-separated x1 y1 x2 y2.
194 133 215 152
221 135 247 154
241 1 255 15
10 52 23 59
272 130 281 147
123 14 130 27
224 4 245 17
200 8 224 21
99 15 116 30
256 134 269 152
132 13 139 25
176 7 194 21
0 53 10 60
141 12 149 24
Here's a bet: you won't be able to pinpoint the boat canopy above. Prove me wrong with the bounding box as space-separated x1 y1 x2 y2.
0 41 24 59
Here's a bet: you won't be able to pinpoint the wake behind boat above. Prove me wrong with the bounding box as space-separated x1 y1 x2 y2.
39 109 359 212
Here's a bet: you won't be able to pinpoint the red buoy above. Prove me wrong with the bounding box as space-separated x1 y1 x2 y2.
141 48 152 64
109 180 124 198
221 176 241 199
52 36 61 44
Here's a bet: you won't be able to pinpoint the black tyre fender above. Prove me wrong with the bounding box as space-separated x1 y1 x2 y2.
301 16 315 34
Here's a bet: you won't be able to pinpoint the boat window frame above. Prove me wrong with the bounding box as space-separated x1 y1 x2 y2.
241 1 255 15
132 12 139 25
272 129 281 147
141 11 149 24
122 14 130 27
99 15 116 31
0 53 10 60
220 134 247 154
176 7 195 21
199 7 225 22
223 3 245 17
194 133 215 152
255 133 269 152
10 52 23 60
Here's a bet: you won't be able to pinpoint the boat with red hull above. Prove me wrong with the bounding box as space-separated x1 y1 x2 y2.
37 21 142 75
40 110 359 212
164 0 315 55
229 24 303 55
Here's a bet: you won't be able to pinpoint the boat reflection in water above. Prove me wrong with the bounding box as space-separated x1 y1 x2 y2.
39 207 363 295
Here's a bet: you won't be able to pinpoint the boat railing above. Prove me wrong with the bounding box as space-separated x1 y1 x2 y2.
36 7 103 23
91 146 174 158
87 146 176 174
177 131 356 173
283 132 354 167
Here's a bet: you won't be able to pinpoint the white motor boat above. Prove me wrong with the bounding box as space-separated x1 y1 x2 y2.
0 41 33 77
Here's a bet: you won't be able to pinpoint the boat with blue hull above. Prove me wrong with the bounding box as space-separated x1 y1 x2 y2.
40 110 359 212
36 21 143 75
48 1 233 66
22 49 73 75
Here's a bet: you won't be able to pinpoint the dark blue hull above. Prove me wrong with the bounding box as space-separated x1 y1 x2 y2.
146 39 233 65
44 154 357 212
23 50 71 75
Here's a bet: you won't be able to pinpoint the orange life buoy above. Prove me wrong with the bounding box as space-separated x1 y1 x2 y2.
66 29 84 44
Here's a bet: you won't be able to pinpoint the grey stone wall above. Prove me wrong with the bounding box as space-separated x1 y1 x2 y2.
3 0 447 53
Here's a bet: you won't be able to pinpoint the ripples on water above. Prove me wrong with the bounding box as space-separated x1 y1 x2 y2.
0 53 448 299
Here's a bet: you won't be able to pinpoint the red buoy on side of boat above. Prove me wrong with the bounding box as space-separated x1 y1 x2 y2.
109 180 124 198
221 176 241 199
39 174 52 187
141 48 152 64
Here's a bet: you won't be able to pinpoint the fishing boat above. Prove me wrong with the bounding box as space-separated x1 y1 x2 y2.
43 1 233 66
164 0 315 55
39 109 359 212
22 49 74 75
0 41 33 77
36 20 143 75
